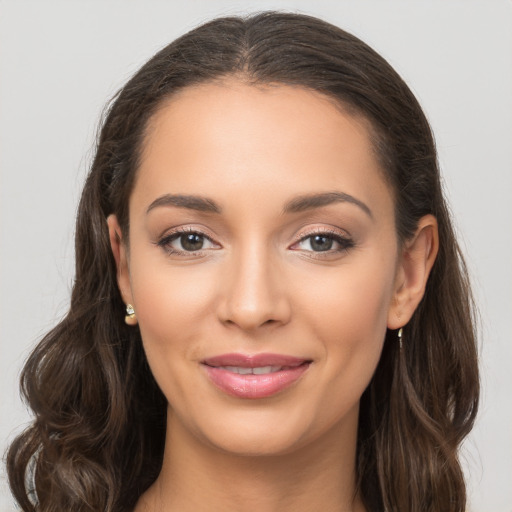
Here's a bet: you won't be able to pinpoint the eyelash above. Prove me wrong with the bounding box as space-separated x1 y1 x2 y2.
156 227 354 258
290 228 354 258
156 227 218 257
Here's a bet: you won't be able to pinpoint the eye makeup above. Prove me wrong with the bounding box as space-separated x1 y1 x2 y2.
154 224 355 261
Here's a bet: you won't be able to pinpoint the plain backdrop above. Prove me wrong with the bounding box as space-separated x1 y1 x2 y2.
1 1 511 510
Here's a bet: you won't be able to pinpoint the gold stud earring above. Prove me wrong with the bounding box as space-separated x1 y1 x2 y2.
125 303 137 326
398 327 403 350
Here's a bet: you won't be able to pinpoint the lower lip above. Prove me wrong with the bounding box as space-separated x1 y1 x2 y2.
202 363 311 399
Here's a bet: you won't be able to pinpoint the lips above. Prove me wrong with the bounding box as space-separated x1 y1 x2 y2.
201 353 311 399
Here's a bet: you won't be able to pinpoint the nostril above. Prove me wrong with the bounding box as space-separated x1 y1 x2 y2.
215 274 292 330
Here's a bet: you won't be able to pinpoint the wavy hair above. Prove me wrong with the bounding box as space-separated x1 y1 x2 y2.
6 12 479 512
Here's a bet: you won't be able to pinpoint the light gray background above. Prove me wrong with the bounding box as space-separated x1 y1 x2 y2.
1 1 511 510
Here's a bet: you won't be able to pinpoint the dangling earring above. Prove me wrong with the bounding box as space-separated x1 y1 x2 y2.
397 327 403 350
125 303 137 326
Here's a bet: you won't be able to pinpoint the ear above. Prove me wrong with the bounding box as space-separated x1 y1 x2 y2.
106 214 133 306
387 214 439 329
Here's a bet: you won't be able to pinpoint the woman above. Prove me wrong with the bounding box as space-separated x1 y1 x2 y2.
6 11 479 512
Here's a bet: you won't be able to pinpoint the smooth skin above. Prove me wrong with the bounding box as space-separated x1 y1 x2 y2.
108 80 438 512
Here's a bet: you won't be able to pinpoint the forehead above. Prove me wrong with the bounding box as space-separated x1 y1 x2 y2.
133 80 393 217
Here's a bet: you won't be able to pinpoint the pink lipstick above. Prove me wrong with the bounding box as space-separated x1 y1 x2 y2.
201 353 311 399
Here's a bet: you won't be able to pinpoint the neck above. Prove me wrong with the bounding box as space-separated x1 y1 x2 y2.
136 406 365 512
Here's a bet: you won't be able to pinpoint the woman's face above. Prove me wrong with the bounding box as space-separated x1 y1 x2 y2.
111 80 405 456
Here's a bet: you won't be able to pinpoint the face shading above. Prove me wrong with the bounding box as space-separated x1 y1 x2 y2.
110 79 404 457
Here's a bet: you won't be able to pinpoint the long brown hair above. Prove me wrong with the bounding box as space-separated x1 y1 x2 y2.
6 12 479 512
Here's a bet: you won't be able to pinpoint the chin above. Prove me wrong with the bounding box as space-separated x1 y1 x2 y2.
203 427 308 458
181 400 352 459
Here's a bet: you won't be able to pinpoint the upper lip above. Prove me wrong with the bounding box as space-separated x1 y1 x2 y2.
202 353 310 368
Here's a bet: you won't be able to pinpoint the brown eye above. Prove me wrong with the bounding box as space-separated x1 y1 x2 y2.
309 235 334 252
180 233 205 251
291 231 354 254
157 229 220 255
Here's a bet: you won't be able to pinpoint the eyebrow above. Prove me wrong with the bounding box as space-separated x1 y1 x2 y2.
146 194 221 214
282 191 373 218
146 191 372 218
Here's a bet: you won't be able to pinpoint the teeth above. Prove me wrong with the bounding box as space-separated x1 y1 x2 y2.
253 366 275 375
220 365 282 375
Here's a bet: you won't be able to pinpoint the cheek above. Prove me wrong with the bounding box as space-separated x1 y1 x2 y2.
296 254 395 399
127 257 218 388
298 253 394 339
131 253 216 327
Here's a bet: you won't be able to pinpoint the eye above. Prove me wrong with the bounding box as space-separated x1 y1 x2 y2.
157 229 219 255
291 230 354 254
300 234 335 252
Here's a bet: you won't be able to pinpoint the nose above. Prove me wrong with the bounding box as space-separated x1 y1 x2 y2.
216 243 291 332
